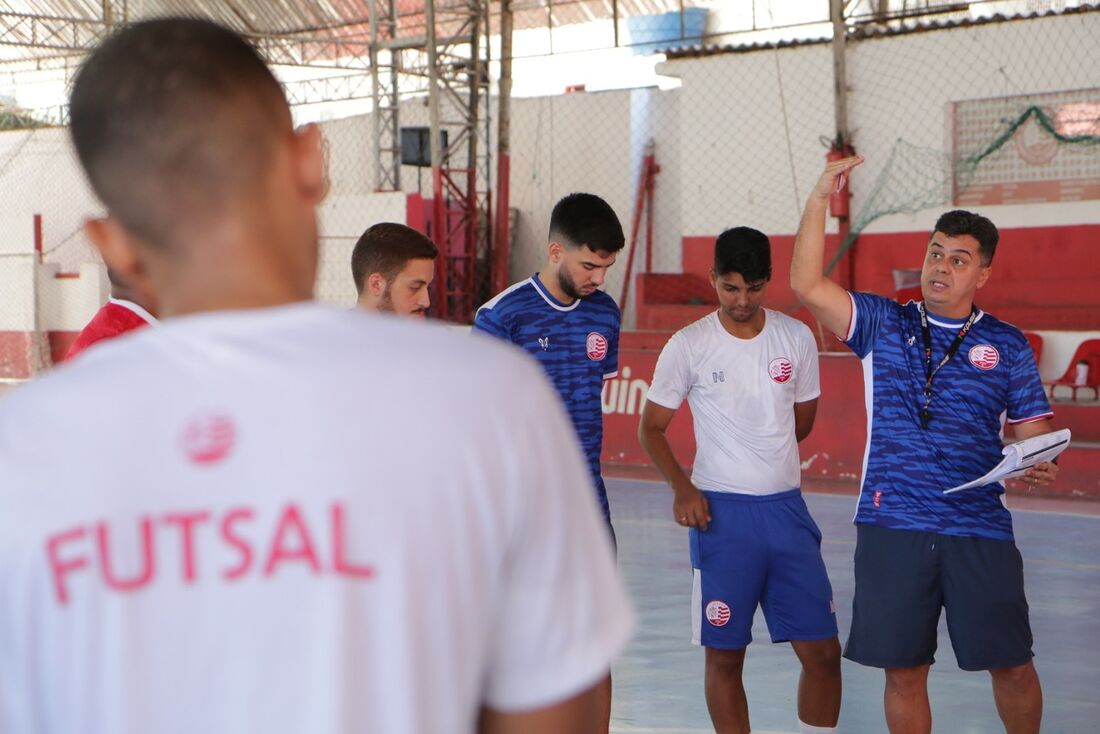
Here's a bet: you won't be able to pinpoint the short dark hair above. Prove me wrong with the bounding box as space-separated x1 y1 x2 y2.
933 210 999 265
548 193 625 254
713 227 771 282
351 222 438 294
70 18 289 249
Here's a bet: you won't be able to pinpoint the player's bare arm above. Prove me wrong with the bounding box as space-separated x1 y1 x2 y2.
638 399 711 530
790 156 864 338
478 685 603 734
793 398 819 443
1012 418 1060 487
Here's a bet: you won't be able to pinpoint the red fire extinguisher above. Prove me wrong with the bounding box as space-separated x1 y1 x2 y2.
826 143 855 218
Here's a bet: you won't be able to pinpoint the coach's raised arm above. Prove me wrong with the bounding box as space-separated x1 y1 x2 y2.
789 155 864 338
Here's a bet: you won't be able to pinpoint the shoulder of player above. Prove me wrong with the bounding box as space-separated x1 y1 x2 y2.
584 289 621 317
765 308 810 332
106 298 157 326
672 311 716 340
771 310 819 344
660 311 716 357
974 309 1022 337
972 310 1029 354
477 278 537 315
851 290 908 319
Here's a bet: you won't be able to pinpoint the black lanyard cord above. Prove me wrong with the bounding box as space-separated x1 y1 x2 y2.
918 302 978 430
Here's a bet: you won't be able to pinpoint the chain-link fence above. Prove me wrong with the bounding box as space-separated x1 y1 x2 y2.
1 1 1096 380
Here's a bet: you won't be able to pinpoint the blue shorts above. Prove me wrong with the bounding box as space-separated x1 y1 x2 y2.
690 489 838 649
844 524 1034 671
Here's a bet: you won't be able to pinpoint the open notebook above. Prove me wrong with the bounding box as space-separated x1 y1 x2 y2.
944 428 1072 494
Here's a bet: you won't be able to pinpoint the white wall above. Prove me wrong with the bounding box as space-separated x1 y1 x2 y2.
0 256 35 329
663 42 838 238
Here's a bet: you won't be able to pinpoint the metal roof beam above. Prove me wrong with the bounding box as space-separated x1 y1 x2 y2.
0 12 107 52
0 11 373 70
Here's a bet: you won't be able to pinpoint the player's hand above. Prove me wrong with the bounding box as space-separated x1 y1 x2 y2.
673 486 711 531
1021 461 1058 487
809 155 864 202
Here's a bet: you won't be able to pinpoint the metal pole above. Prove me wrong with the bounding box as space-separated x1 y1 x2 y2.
547 0 554 55
618 140 654 310
427 0 443 179
465 0 483 319
612 0 619 48
369 0 383 191
426 0 448 319
494 0 513 294
830 0 850 147
645 156 655 273
830 0 855 289
31 213 43 373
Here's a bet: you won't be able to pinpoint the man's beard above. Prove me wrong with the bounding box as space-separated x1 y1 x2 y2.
557 269 585 300
378 287 395 313
378 286 426 316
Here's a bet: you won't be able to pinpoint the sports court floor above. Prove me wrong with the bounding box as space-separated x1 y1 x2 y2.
607 477 1100 734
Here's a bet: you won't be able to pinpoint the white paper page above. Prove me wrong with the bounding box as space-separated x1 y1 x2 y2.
944 429 1072 494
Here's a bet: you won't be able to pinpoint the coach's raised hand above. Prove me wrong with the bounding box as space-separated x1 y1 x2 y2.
810 155 864 203
790 155 864 338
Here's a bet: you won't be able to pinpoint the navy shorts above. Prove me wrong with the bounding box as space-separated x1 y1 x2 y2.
844 523 1034 671
690 489 838 649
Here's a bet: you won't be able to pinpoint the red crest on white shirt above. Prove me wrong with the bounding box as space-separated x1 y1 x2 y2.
706 600 731 627
768 357 794 384
181 414 236 465
969 344 1000 370
586 332 608 361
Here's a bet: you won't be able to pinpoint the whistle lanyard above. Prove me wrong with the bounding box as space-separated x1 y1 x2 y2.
918 303 978 430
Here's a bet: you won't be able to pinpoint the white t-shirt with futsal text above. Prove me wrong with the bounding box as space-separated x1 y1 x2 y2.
0 303 633 734
647 309 820 495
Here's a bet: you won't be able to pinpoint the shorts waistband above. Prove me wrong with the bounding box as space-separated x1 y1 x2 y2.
701 488 801 503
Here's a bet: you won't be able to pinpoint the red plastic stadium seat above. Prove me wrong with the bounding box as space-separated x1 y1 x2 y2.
1046 338 1100 401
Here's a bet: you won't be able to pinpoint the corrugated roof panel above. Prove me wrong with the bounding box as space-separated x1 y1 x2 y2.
664 3 1099 59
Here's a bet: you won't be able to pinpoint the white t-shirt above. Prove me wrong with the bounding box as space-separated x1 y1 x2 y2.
647 309 820 495
0 303 633 734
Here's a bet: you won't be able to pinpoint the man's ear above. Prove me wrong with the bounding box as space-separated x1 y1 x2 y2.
548 240 563 264
293 123 327 204
85 216 150 294
367 272 387 297
976 264 992 290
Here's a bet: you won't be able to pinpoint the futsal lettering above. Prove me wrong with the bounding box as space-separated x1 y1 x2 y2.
45 502 376 605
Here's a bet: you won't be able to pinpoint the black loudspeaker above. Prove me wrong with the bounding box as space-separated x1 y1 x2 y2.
400 127 448 167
